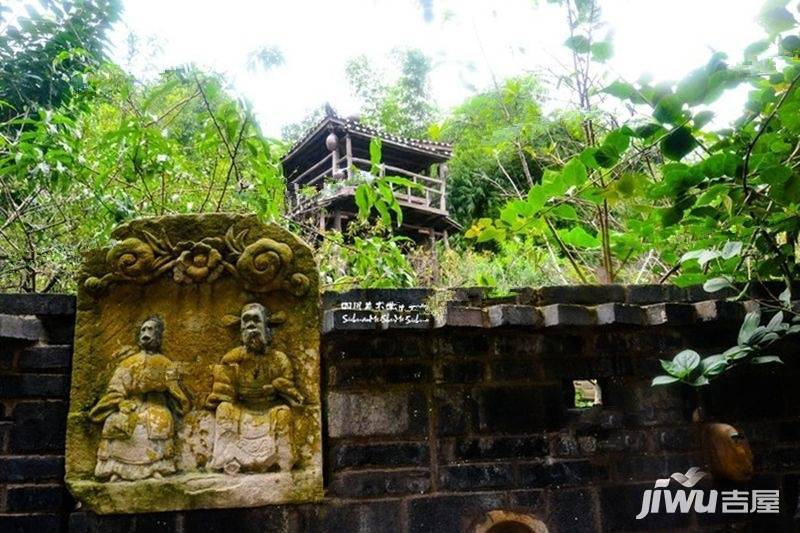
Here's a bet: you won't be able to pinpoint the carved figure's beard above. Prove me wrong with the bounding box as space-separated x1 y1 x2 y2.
139 335 159 353
243 329 267 353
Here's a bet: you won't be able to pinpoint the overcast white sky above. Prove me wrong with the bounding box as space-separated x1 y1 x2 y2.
13 0 768 137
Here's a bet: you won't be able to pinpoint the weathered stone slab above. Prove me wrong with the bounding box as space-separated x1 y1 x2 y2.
595 303 646 325
643 303 696 325
327 389 427 437
0 314 44 340
485 305 542 327
541 304 596 327
65 214 322 513
446 306 485 328
0 293 76 316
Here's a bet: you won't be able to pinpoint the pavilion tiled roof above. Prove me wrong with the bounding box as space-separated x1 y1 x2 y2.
282 113 452 163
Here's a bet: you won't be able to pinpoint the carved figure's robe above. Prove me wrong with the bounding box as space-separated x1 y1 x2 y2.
206 347 302 473
89 351 189 481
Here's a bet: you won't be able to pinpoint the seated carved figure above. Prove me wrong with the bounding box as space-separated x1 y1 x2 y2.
206 303 303 474
89 316 189 481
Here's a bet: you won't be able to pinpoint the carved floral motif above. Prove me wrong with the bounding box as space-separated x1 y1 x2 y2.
173 238 224 283
84 226 310 296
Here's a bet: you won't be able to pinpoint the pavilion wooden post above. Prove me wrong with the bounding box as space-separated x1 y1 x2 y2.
439 163 448 210
345 134 353 176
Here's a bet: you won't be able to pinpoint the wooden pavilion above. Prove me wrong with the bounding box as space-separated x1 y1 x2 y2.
281 111 460 243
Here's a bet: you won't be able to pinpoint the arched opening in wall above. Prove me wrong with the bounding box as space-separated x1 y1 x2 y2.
473 510 549 533
485 521 536 533
565 379 602 408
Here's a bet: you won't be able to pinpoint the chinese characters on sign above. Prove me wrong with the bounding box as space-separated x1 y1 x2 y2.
338 301 432 326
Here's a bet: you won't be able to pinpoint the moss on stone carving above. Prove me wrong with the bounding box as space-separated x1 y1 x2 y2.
65 214 322 513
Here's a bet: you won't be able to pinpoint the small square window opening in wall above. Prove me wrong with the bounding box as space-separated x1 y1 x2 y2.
572 379 602 408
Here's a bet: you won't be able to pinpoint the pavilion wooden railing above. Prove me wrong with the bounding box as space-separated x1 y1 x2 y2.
287 156 447 216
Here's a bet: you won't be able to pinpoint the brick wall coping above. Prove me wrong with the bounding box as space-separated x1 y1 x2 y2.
321 284 779 333
0 283 787 339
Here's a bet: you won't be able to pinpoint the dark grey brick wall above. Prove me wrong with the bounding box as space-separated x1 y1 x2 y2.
1 289 799 532
0 294 74 533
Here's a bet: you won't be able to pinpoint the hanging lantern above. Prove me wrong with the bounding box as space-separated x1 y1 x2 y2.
325 132 338 152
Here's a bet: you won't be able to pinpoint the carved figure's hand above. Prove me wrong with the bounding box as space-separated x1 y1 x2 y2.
272 377 293 391
262 384 275 395
273 377 304 406
120 399 138 413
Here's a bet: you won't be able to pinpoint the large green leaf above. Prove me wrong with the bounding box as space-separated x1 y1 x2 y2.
369 137 382 167
652 375 680 386
527 186 547 212
672 349 701 378
653 95 683 124
738 311 762 345
561 158 587 187
603 80 639 102
703 276 734 293
355 183 372 219
604 130 630 154
551 204 578 220
660 127 697 161
693 111 715 129
633 122 664 139
594 145 620 168
752 355 783 364
559 226 600 248
720 241 743 259
700 355 728 377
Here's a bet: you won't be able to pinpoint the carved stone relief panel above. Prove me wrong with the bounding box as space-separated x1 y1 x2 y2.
65 214 322 514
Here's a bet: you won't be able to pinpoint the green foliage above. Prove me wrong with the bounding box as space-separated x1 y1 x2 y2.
0 61 285 292
653 306 800 387
466 0 800 291
351 138 423 228
435 236 575 294
345 49 437 138
0 0 122 122
7 0 800 322
317 227 417 290
442 75 583 226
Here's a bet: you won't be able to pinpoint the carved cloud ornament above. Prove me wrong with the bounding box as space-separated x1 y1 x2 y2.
85 225 311 296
